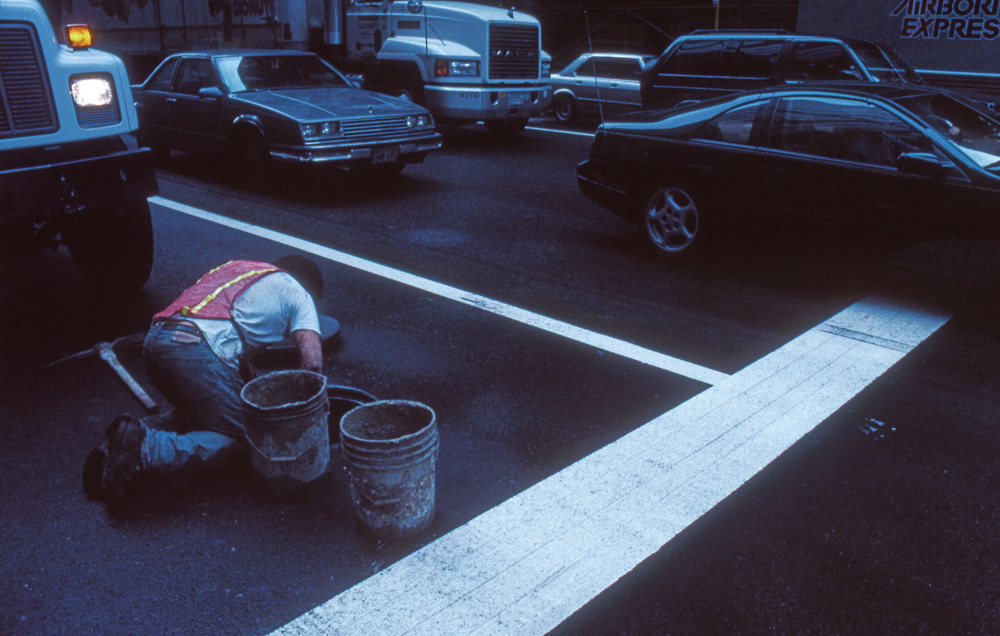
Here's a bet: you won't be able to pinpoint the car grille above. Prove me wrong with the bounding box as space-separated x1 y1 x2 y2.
488 24 539 80
0 24 57 137
341 115 419 141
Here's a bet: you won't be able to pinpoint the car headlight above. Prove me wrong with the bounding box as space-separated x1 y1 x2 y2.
434 59 479 78
71 76 113 107
301 121 340 139
406 114 433 129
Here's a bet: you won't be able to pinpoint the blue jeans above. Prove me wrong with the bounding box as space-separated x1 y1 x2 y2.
139 322 246 474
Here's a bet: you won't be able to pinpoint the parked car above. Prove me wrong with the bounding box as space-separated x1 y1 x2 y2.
640 30 923 111
577 83 1000 257
550 53 652 123
133 49 443 177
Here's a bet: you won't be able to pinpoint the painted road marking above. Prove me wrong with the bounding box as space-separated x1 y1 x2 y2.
270 296 950 635
148 197 950 634
150 196 729 386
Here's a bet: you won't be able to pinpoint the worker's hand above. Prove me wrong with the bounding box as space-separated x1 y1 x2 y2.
292 329 323 373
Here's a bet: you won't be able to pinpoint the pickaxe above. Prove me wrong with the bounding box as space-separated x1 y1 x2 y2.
46 333 159 413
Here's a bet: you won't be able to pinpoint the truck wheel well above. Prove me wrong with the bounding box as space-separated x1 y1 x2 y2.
372 61 426 105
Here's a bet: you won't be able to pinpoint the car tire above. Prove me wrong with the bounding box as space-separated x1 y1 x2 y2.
231 129 269 185
64 198 154 294
485 118 528 138
553 95 577 123
640 185 704 257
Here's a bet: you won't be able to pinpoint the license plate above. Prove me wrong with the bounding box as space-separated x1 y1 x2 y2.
501 92 526 106
372 146 400 164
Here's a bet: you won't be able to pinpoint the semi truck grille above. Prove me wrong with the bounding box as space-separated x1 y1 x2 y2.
0 24 57 137
341 116 412 142
488 24 539 80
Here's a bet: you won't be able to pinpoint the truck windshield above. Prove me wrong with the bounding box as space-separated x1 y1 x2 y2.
901 93 1000 171
849 41 922 83
217 55 350 92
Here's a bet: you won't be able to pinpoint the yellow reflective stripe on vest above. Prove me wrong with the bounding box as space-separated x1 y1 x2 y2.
180 267 278 316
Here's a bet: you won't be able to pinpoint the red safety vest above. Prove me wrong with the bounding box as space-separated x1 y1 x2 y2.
154 260 281 321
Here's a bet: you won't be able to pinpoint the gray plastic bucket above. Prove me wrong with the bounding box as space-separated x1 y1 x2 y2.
339 400 438 540
241 370 330 495
327 385 377 447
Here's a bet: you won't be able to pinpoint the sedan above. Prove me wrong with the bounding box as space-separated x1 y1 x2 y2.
133 49 442 177
577 83 1000 257
550 53 652 123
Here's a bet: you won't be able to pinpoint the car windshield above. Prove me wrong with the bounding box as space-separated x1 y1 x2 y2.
849 41 922 83
216 54 350 92
900 93 1000 171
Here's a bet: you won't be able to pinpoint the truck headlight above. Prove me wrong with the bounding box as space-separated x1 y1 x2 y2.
301 121 340 138
71 77 113 107
541 60 551 78
434 59 479 78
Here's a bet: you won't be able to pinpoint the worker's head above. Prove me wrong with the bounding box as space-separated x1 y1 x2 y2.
275 255 323 303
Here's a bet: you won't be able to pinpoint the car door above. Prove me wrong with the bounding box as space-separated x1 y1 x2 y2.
592 57 645 116
756 94 969 234
135 57 179 144
162 57 229 155
570 57 605 116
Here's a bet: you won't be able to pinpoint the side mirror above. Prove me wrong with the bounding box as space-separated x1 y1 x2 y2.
198 86 224 99
897 151 947 177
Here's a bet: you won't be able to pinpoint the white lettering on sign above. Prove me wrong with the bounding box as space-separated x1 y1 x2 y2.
892 0 1000 39
231 0 276 19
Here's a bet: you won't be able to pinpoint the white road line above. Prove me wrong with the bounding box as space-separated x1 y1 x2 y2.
525 125 596 138
150 196 728 385
270 295 950 636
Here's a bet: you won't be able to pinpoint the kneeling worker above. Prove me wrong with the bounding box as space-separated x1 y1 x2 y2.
84 256 324 503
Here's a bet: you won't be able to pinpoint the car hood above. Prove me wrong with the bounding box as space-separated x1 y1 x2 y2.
231 87 423 119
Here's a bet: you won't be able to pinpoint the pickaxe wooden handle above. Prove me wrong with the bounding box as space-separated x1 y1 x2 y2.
96 342 159 413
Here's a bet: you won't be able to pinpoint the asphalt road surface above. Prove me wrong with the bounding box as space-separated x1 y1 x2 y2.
3 120 1000 635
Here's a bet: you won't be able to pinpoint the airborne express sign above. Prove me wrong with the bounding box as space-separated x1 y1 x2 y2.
893 0 1000 39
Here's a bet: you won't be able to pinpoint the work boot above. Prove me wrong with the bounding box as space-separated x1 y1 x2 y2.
101 415 148 503
81 442 108 500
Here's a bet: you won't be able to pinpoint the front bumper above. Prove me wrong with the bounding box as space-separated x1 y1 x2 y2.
425 84 552 122
269 132 443 166
0 144 158 225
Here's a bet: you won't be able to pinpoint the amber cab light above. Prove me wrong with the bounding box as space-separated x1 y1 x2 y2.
65 24 92 49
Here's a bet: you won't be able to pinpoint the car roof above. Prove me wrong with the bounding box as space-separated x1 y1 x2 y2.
675 30 877 46
167 49 317 59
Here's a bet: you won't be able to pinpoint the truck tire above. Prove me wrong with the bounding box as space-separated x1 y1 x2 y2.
64 198 154 294
485 118 528 138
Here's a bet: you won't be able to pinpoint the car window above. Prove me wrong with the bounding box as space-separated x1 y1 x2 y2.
660 39 726 76
899 93 1000 171
173 58 217 96
721 40 782 78
847 40 922 82
217 54 349 92
694 100 767 145
592 58 644 80
574 59 597 78
145 58 178 91
786 43 862 81
768 95 932 167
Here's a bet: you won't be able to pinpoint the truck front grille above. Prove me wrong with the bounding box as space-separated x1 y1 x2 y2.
488 24 539 80
0 24 57 137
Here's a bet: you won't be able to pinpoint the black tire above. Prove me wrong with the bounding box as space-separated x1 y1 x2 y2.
553 94 577 123
231 129 269 185
64 198 154 293
639 185 705 258
485 118 528 138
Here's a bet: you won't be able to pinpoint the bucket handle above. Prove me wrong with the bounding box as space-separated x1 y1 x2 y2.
246 425 325 462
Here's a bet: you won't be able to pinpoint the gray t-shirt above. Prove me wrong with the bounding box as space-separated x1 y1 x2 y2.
189 272 320 370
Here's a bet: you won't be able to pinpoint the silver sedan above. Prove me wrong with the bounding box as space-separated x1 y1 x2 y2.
550 53 652 123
